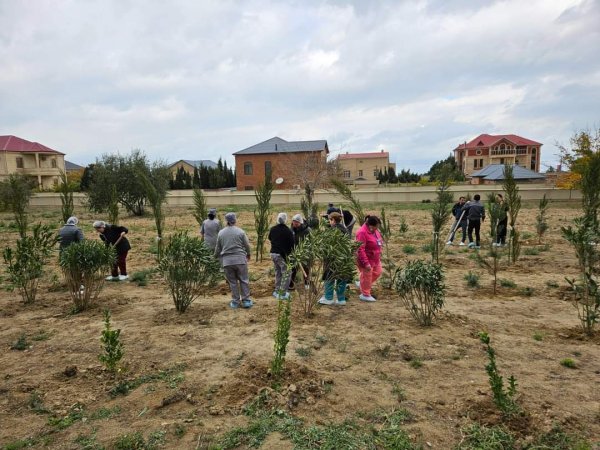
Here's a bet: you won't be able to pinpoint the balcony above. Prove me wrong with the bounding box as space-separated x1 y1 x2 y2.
15 167 61 176
490 148 528 156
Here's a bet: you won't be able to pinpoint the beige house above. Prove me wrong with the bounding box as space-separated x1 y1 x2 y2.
168 159 218 177
454 134 542 178
337 150 396 185
0 135 66 189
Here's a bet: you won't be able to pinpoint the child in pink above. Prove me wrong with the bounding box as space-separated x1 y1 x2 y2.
355 216 383 302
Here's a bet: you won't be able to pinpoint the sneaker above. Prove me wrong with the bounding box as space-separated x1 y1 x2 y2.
354 280 360 288
359 294 376 302
241 299 253 308
446 240 453 245
467 242 475 248
119 274 129 281
278 292 290 301
336 299 347 306
106 275 119 281
474 245 481 249
229 300 240 309
304 284 310 290
318 296 334 305
459 242 466 246
272 291 280 299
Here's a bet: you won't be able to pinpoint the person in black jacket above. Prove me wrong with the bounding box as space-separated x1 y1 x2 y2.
461 195 485 249
268 213 295 300
493 194 509 247
93 220 131 281
58 216 84 253
447 197 467 246
289 213 311 290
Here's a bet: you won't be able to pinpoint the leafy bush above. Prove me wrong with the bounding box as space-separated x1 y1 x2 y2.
457 423 515 450
536 194 550 243
499 279 516 288
99 310 124 373
478 332 519 416
402 244 416 255
394 260 445 326
3 225 57 303
560 358 576 369
271 300 291 378
398 216 409 234
59 240 116 311
464 271 480 288
523 247 540 256
158 233 221 313
0 174 35 237
520 287 535 297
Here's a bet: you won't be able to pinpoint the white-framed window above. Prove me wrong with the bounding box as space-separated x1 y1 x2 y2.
373 169 379 177
343 170 351 178
358 169 363 177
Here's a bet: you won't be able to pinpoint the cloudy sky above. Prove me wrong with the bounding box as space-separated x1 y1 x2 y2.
1 0 598 173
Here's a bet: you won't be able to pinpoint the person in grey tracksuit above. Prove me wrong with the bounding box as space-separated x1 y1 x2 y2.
58 216 84 253
201 208 221 252
214 212 253 309
462 194 486 248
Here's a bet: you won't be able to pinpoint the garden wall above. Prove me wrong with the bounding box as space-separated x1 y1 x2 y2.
29 184 581 208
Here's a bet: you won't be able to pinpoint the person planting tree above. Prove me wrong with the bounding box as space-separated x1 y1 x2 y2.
462 194 486 249
355 215 383 302
93 220 131 281
289 213 311 290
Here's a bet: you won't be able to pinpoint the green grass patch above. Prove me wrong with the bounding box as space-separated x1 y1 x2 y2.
456 423 514 449
47 404 84 430
523 247 540 256
109 364 186 397
90 405 121 420
520 287 535 297
464 271 480 288
129 268 156 287
295 347 312 358
499 279 516 288
546 280 559 289
560 358 577 369
402 244 416 255
533 332 544 342
10 334 29 351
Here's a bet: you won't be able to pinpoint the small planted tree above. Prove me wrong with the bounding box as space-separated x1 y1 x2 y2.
393 260 445 326
503 165 522 264
271 299 292 378
3 225 57 303
58 170 75 223
330 177 366 225
478 332 519 417
158 233 221 313
476 246 503 295
59 240 116 311
378 207 396 289
192 188 208 228
430 168 453 263
99 309 124 373
0 174 36 237
139 163 170 260
254 176 274 262
288 227 359 317
300 184 320 229
486 193 502 241
536 194 549 244
108 184 119 225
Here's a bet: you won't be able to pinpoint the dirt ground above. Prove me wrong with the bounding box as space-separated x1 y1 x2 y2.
0 202 599 449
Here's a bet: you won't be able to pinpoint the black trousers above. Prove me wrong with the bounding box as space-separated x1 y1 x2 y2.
496 219 508 244
468 220 481 246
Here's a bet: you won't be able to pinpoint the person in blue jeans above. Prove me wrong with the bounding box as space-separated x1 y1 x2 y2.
319 212 350 306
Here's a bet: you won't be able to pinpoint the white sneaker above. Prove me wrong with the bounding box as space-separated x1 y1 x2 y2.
492 243 498 247
446 241 453 245
354 280 360 288
318 296 334 305
459 242 466 246
106 275 119 281
119 275 129 281
359 294 376 302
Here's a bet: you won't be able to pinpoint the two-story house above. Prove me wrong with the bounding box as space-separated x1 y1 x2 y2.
337 150 396 185
233 137 329 191
0 135 66 189
454 134 542 178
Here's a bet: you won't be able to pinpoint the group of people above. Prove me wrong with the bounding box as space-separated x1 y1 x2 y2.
58 217 131 281
202 203 384 309
446 193 509 249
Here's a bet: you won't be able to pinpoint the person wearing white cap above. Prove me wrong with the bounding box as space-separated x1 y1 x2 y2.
268 212 295 300
214 212 253 309
201 208 221 252
289 214 311 290
58 216 84 253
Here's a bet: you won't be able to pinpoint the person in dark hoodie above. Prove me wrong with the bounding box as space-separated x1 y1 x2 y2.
493 194 509 247
461 194 485 249
289 213 311 290
93 220 131 281
58 216 84 254
268 212 295 300
446 197 467 246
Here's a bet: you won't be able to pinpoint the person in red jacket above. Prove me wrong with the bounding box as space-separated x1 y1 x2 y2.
355 215 383 302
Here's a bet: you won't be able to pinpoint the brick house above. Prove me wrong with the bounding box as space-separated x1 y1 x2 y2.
0 135 66 189
233 137 329 190
454 134 542 178
337 150 396 185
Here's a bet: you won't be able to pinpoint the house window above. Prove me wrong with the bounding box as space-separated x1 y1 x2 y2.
373 169 379 177
343 170 351 178
264 161 272 177
473 159 478 169
51 159 57 168
358 170 363 177
476 149 482 156
16 157 24 169
532 148 536 154
500 158 504 164
480 158 484 168
243 162 253 175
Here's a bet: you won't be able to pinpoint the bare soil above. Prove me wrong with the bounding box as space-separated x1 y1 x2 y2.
0 203 599 449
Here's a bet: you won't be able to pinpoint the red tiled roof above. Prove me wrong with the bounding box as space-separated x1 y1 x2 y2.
455 134 541 150
0 135 64 155
338 151 390 159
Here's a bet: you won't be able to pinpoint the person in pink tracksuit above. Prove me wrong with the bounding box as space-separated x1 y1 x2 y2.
355 215 383 302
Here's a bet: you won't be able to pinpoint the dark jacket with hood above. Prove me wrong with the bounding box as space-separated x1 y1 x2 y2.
462 201 486 222
99 225 131 254
291 223 311 246
268 223 294 258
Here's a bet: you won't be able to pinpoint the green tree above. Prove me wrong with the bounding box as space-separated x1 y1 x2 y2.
254 176 274 262
503 165 522 264
0 174 36 237
430 167 453 263
99 309 124 373
329 177 366 225
139 162 170 259
427 154 465 182
57 170 75 223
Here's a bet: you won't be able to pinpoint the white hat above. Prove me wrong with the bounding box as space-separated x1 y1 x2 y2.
292 214 303 224
277 212 287 224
